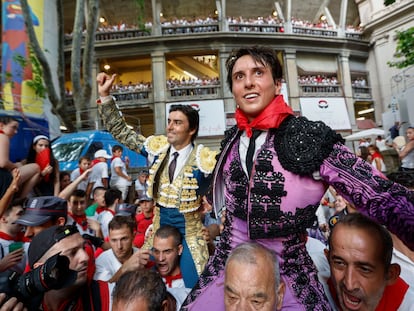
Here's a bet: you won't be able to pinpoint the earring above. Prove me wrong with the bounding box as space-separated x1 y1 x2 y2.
236 105 240 109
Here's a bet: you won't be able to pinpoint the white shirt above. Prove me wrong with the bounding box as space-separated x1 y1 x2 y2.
70 168 89 191
94 247 138 281
239 130 267 176
89 161 109 195
96 210 114 239
110 157 131 188
0 237 30 274
392 248 414 287
169 144 193 181
399 286 414 310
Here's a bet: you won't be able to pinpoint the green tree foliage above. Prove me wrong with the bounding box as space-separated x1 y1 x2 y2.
388 27 414 69
134 0 146 30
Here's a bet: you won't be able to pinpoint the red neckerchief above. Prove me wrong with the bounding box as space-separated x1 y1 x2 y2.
68 212 88 230
235 94 293 138
91 159 101 167
0 231 15 240
0 130 4 134
164 272 183 288
372 151 384 160
111 155 120 162
79 167 85 175
95 207 115 216
328 277 408 311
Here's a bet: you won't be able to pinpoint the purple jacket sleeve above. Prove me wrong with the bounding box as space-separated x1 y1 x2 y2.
320 143 414 250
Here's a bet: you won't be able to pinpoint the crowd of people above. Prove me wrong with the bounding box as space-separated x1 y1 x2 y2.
64 14 362 40
0 46 413 310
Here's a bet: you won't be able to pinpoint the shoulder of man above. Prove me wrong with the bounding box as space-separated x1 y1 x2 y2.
195 144 218 174
144 135 169 157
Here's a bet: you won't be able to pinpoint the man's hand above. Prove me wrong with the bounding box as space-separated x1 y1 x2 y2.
0 293 27 311
0 249 24 272
96 72 117 98
122 249 151 273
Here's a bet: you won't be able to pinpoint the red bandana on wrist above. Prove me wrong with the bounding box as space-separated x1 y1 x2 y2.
235 94 293 137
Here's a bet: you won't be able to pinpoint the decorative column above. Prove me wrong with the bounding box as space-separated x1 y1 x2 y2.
151 51 167 134
284 49 299 110
338 50 356 127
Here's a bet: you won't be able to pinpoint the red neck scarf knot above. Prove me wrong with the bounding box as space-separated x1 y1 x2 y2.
235 95 293 137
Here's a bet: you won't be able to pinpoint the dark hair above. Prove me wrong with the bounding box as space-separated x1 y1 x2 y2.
70 189 86 198
78 156 90 164
225 46 283 92
112 269 167 311
0 116 18 125
112 145 123 153
169 104 199 142
3 198 26 216
26 136 58 184
328 213 394 272
108 215 136 234
104 188 122 206
93 186 106 196
154 225 182 247
59 171 70 181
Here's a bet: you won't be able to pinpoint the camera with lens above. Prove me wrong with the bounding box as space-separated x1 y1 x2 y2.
0 253 77 309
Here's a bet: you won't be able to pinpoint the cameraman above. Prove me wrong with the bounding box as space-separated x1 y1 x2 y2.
28 225 110 311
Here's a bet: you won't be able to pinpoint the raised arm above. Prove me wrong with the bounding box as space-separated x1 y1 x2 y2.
96 72 147 154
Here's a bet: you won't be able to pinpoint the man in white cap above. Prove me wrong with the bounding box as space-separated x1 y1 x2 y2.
86 149 111 202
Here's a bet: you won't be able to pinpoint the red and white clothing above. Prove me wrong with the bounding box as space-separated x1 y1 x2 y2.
0 231 29 274
94 247 138 282
95 208 115 239
110 156 131 200
134 212 153 248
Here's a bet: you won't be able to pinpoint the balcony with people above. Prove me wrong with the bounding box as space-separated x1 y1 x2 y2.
351 75 372 100
63 13 364 45
298 74 343 97
166 76 220 100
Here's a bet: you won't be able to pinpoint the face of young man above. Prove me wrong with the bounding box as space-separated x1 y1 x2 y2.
94 189 106 207
79 159 90 171
139 200 153 215
109 225 134 264
2 205 24 235
152 236 182 277
224 256 284 311
24 219 56 239
35 233 89 287
329 224 393 311
68 195 87 216
231 55 281 122
166 111 195 150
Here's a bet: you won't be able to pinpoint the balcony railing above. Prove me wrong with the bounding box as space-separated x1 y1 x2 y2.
299 84 343 96
161 23 219 35
293 26 337 37
352 86 372 99
167 85 220 99
228 23 284 33
95 29 151 41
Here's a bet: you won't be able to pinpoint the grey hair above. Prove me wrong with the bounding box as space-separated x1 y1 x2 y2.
225 242 281 287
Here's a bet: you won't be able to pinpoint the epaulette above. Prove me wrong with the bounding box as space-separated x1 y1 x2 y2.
196 144 218 174
144 135 169 157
